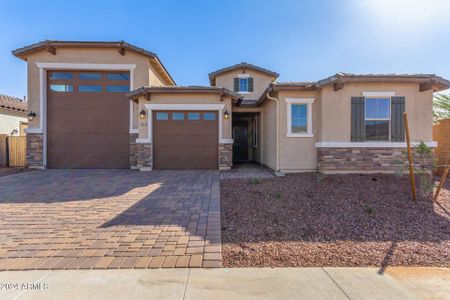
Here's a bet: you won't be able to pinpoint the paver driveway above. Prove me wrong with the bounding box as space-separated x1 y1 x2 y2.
0 170 221 270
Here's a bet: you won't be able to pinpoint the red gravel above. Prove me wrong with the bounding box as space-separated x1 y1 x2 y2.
220 174 450 267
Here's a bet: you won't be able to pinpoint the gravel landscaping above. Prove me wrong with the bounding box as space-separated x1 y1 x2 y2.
221 173 450 267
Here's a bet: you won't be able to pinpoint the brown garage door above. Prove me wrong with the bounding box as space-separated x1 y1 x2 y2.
153 111 218 170
47 70 130 169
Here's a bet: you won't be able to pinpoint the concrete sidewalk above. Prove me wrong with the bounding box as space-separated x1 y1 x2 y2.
0 267 448 300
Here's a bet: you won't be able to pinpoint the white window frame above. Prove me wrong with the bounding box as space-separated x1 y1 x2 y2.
286 98 314 138
364 97 391 142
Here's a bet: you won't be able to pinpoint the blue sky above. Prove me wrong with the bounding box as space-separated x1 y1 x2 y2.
1 0 450 98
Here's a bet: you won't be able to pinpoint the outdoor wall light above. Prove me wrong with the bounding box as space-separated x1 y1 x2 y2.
139 110 147 119
224 109 230 120
27 111 36 121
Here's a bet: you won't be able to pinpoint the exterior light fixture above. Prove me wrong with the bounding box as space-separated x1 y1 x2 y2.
139 110 146 119
27 111 36 121
224 109 230 120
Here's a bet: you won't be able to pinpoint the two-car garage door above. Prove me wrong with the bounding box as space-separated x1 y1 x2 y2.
47 70 130 169
46 70 219 170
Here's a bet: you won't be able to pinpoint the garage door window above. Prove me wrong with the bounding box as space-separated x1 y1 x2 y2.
188 112 200 120
50 72 73 80
106 86 129 92
203 112 216 121
79 85 102 92
79 73 101 80
156 112 169 120
107 73 130 80
172 112 184 120
50 84 73 92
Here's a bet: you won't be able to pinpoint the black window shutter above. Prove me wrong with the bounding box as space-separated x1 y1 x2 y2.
351 97 365 141
391 96 405 142
248 77 254 92
234 78 239 92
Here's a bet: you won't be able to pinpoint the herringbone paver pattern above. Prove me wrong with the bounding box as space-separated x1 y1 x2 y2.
0 170 221 270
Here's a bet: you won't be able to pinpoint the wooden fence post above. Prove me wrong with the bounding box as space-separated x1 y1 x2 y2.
433 165 449 202
403 112 416 201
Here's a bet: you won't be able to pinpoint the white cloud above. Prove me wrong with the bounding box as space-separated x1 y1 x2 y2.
352 0 450 37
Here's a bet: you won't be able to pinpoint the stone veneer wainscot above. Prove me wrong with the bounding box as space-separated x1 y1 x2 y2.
26 133 44 168
318 147 433 173
136 143 152 170
129 133 138 169
219 143 233 170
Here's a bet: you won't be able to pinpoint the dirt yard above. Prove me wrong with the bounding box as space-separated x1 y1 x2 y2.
220 174 450 267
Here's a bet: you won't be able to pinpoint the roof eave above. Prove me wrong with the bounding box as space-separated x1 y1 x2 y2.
127 87 242 102
208 62 279 85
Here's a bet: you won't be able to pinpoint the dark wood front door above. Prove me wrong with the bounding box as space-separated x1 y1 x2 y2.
47 70 130 169
233 124 248 162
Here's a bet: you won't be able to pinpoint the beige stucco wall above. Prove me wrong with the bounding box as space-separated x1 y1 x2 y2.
261 99 277 170
277 90 320 172
24 48 166 130
320 82 434 142
137 94 232 140
214 69 276 100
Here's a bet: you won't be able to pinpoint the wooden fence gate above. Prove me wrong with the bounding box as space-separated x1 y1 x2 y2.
7 136 27 167
433 118 450 175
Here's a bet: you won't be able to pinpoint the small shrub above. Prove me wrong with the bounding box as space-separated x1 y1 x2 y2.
274 192 282 199
393 159 404 178
362 203 374 215
415 141 435 198
316 171 326 183
250 177 262 185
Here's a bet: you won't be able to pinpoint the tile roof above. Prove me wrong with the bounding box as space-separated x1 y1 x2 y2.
12 40 175 85
317 73 450 87
127 86 242 101
273 81 317 88
0 94 27 114
208 62 279 85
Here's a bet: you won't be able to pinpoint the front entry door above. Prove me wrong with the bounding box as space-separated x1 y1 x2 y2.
233 124 248 162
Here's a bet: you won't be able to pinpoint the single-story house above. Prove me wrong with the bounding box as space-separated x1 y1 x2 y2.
0 94 28 136
13 40 450 173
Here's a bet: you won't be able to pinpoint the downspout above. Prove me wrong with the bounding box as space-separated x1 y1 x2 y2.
266 91 282 175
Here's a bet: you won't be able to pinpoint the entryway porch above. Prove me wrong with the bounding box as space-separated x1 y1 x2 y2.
232 112 261 164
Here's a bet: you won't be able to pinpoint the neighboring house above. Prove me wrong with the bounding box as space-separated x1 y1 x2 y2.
0 94 28 136
13 40 450 173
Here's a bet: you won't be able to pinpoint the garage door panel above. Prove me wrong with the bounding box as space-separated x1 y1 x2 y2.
49 121 128 133
153 110 218 170
155 123 217 135
49 136 129 147
50 99 127 111
155 135 217 146
47 70 130 169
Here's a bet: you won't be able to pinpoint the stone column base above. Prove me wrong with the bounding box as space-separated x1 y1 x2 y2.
219 143 233 170
26 133 44 168
129 133 138 169
136 143 152 171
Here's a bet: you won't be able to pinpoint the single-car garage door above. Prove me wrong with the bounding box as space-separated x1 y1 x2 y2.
47 70 130 169
153 111 218 170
